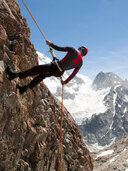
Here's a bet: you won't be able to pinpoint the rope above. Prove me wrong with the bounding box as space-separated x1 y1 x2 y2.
21 0 47 41
58 84 64 171
21 0 57 60
21 1 64 169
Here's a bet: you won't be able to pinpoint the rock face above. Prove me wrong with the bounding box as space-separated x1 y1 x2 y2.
79 72 128 148
0 0 93 170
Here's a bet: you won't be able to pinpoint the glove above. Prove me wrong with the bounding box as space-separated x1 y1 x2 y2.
46 40 51 46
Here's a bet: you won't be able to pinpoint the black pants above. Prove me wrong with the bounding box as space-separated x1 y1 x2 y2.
18 63 64 89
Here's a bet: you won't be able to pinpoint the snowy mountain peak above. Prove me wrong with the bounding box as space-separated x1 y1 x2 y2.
92 72 125 90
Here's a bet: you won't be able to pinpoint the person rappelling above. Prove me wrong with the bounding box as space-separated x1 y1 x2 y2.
6 40 88 94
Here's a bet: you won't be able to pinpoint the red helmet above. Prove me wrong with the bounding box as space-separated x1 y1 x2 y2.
79 46 88 56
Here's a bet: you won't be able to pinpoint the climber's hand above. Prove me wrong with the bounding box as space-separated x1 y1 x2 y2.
46 40 51 46
61 79 65 85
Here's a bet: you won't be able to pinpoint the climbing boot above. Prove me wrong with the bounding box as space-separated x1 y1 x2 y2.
6 66 18 80
16 84 28 94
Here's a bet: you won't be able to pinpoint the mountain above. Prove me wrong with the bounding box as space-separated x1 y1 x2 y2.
0 1 93 170
92 135 128 171
92 72 128 90
38 52 128 151
79 72 128 150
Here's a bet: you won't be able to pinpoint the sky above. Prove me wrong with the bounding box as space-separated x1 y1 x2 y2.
17 0 128 80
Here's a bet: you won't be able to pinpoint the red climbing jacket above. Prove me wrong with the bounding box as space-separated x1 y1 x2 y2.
50 43 83 84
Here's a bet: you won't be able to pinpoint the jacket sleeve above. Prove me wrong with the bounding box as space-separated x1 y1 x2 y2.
50 43 73 52
64 63 82 84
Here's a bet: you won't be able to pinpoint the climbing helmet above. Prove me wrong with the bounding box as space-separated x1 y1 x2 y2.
79 46 88 56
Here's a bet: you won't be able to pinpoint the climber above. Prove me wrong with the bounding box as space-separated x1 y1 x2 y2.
6 40 88 94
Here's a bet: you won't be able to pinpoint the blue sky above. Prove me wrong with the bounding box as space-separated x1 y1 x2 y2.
17 0 128 80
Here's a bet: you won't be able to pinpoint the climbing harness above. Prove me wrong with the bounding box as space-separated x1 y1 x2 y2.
21 0 58 62
21 1 64 169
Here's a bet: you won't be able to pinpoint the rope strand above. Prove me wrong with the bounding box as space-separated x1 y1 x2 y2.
21 0 58 60
21 0 47 40
58 84 64 171
21 1 64 169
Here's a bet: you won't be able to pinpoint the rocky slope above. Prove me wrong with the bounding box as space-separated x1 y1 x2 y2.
93 135 128 171
0 0 93 170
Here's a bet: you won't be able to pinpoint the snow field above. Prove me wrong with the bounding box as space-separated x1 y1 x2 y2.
96 150 114 158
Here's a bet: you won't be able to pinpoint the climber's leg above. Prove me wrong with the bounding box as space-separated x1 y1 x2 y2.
16 63 64 94
18 63 52 79
16 73 51 94
6 63 52 80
